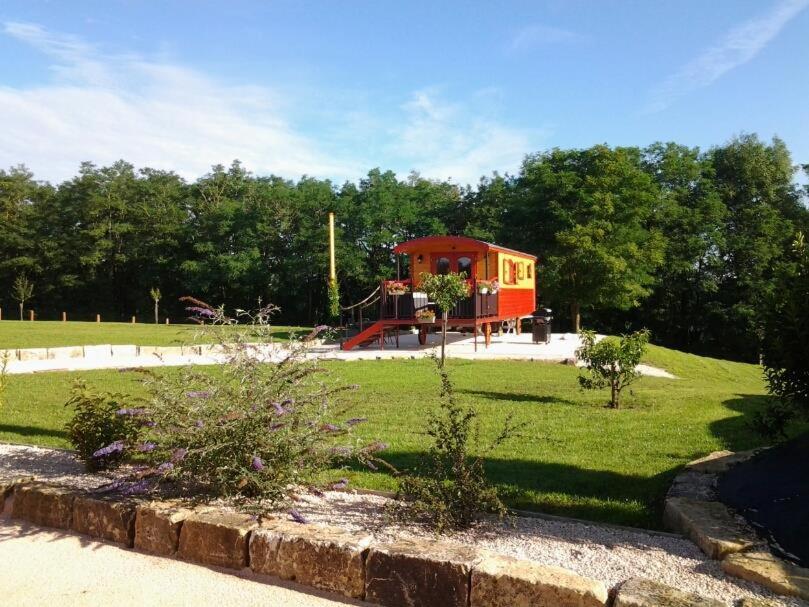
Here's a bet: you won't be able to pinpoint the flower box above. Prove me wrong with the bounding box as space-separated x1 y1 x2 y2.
477 279 499 295
415 310 436 323
386 281 410 296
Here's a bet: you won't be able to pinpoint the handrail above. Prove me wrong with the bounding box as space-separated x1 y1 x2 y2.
360 296 380 309
341 286 380 311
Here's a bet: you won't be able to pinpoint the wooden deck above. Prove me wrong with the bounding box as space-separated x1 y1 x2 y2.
341 282 526 351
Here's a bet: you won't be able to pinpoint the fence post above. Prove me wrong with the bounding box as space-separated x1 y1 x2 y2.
96 314 101 323
0 307 3 321
29 310 34 321
62 311 67 322
131 316 136 324
165 318 170 325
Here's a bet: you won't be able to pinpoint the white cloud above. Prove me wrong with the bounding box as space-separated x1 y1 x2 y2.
389 89 546 186
1 22 539 186
646 0 809 113
509 24 581 52
1 22 360 183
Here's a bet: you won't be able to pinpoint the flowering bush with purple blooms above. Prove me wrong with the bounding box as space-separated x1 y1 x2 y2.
65 381 144 472
82 299 382 508
64 300 384 506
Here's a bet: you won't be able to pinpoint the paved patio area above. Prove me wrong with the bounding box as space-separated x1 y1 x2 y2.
0 507 365 607
4 332 675 378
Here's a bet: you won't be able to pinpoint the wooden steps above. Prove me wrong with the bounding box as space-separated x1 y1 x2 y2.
340 321 384 351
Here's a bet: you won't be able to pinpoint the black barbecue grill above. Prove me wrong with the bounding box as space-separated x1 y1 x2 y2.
531 308 553 344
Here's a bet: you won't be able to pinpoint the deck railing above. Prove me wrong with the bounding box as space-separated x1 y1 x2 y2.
380 278 499 321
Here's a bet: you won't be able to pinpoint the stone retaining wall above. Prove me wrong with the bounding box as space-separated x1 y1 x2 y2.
3 480 610 605
1 478 747 607
664 450 809 602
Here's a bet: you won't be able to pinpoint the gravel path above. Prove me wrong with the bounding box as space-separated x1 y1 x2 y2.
4 333 676 378
2 444 801 607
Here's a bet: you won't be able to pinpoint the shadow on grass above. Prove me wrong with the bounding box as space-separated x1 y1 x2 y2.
458 390 576 406
710 394 808 452
343 450 677 529
0 424 68 441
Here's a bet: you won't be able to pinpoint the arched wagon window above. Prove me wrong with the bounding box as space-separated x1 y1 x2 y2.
457 256 472 278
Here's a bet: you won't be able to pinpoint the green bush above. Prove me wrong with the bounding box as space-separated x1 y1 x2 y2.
758 232 809 438
389 357 519 532
576 329 650 408
65 380 144 472
71 300 383 508
418 272 471 366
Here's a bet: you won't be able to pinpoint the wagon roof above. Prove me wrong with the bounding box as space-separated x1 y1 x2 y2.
393 235 537 260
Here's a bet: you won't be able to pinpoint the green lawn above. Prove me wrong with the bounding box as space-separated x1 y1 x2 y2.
1 345 799 529
0 320 310 349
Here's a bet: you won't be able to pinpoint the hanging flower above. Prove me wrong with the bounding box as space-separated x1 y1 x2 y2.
365 441 388 453
186 306 215 318
116 408 148 416
93 441 125 458
289 509 309 524
171 448 188 463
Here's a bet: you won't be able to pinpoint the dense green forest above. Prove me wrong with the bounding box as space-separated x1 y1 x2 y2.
1 133 807 362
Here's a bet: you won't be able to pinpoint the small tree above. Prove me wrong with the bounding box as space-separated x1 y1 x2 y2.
419 272 471 366
12 274 34 321
576 329 650 408
389 356 519 532
150 287 161 324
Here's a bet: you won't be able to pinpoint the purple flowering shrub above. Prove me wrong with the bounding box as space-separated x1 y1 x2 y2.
65 381 144 472
388 356 521 532
70 300 386 507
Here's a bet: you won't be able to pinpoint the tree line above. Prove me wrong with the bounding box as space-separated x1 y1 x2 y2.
1 133 807 362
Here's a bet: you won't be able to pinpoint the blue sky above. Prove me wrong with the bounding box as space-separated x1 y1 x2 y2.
1 0 808 185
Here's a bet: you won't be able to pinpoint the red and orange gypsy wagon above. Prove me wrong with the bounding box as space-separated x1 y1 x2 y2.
341 235 537 350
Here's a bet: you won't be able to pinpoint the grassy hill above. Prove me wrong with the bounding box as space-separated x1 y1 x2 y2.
0 320 308 349
1 343 800 529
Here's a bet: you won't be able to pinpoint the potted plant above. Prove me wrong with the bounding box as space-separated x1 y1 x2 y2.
415 308 436 324
387 280 410 296
489 279 500 294
477 280 491 295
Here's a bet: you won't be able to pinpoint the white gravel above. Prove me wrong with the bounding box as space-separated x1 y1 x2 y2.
2 443 802 607
4 333 676 378
0 443 113 490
